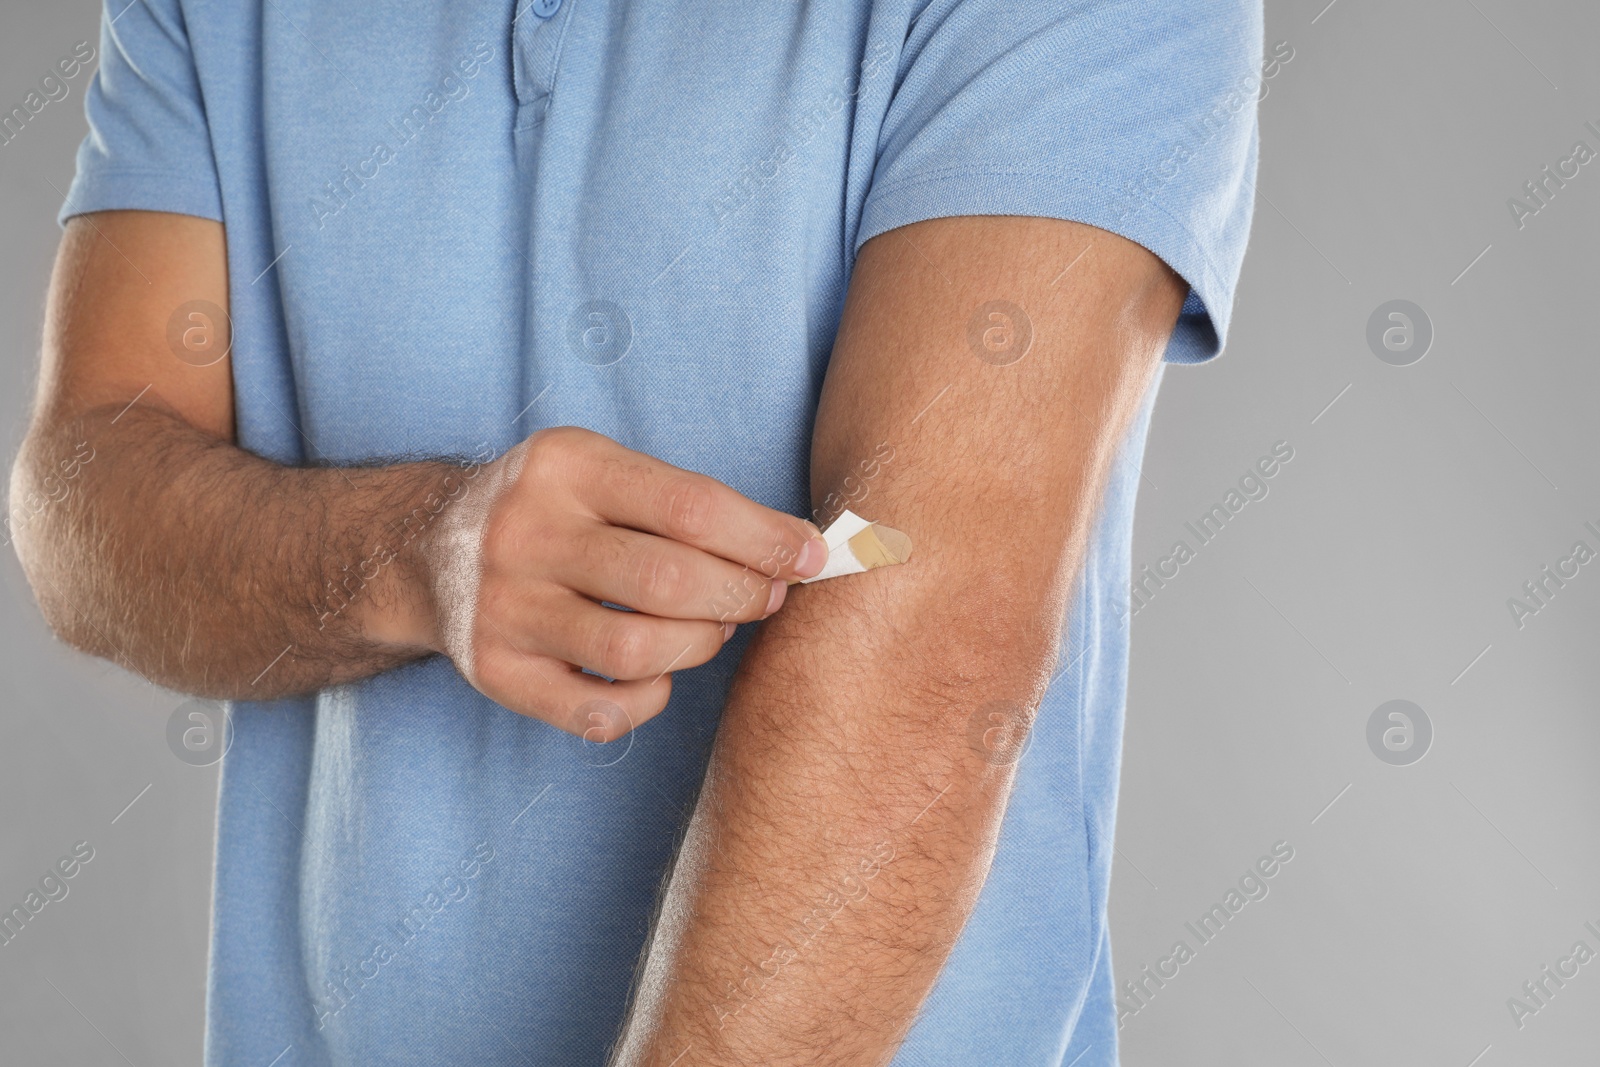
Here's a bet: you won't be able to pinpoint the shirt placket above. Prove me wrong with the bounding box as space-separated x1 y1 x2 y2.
512 0 574 171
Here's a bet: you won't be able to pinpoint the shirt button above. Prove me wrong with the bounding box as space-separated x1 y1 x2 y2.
531 0 561 16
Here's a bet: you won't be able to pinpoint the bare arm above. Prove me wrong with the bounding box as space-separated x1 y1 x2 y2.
11 211 824 732
612 215 1185 1066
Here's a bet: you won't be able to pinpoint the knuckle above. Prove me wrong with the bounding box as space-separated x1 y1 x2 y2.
522 695 569 728
469 646 545 720
717 569 771 620
597 617 652 679
465 596 512 667
523 426 589 483
757 525 807 577
479 514 516 566
471 579 518 637
468 638 505 689
688 625 725 665
633 548 689 606
658 477 717 541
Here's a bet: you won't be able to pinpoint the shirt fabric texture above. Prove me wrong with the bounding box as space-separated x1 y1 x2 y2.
63 0 1260 1063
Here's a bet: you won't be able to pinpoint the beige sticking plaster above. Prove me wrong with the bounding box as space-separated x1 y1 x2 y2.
846 522 912 571
797 509 912 584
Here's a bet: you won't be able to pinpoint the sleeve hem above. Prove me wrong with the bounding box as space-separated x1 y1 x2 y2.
58 165 224 228
854 166 1239 365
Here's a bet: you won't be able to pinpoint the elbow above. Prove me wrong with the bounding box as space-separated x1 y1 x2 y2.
10 436 58 601
8 431 101 654
910 574 1065 692
750 566 1070 766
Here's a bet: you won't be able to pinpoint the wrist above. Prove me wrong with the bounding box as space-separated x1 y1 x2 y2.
352 557 441 654
339 463 471 657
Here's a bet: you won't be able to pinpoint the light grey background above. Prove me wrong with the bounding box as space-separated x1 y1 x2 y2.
1 1 1595 1064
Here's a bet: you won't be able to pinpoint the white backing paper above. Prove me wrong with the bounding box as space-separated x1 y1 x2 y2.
802 509 878 584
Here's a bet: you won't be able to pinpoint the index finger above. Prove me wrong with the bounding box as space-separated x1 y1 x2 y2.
577 440 828 583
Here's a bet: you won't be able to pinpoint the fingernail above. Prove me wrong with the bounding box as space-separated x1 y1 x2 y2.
764 578 787 616
794 536 829 579
722 621 736 641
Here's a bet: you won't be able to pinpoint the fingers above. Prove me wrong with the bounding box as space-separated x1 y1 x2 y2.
458 428 828 742
558 523 786 624
473 644 673 741
550 593 731 681
490 583 733 682
572 435 828 581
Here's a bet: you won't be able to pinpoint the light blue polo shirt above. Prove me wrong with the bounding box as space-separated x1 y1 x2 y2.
63 1 1259 1063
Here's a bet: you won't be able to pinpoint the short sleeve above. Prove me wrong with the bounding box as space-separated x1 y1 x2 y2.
857 0 1263 363
60 0 223 227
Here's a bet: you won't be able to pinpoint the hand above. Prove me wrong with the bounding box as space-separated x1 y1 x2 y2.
418 427 827 740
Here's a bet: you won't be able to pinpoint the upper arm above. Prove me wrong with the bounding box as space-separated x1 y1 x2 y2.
859 0 1261 367
38 210 234 440
39 0 229 437
804 215 1183 656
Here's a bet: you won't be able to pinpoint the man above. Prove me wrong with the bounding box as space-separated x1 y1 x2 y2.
12 0 1260 1063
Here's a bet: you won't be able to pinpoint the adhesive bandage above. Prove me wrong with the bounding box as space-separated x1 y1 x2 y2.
799 509 913 584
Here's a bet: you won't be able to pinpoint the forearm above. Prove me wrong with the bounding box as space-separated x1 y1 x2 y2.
9 395 461 697
17 210 826 730
612 215 1181 1066
614 574 1057 1066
